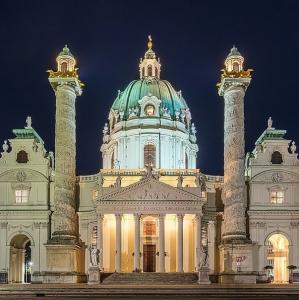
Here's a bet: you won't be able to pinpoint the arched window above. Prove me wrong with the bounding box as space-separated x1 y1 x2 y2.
61 62 68 73
155 67 158 77
111 152 114 169
147 65 153 77
144 144 156 167
16 150 28 163
232 62 239 72
271 151 283 164
185 152 189 169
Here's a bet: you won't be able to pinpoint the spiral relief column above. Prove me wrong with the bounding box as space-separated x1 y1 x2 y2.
44 46 84 283
217 47 257 283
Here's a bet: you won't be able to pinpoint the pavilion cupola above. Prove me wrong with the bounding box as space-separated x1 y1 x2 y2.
224 45 244 73
56 45 76 73
139 35 161 79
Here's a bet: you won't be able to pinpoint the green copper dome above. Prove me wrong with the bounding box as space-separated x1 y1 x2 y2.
112 78 188 119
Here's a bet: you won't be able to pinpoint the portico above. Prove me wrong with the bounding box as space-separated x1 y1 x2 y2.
95 174 203 273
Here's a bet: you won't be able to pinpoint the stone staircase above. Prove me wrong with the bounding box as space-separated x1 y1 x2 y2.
101 272 199 285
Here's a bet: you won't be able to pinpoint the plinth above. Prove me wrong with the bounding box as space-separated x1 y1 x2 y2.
198 266 211 284
32 244 86 283
218 242 258 284
88 266 101 284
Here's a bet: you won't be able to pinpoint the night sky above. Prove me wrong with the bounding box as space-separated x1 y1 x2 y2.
0 1 298 176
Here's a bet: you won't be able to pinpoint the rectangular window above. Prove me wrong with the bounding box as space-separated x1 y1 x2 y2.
15 189 29 203
271 191 284 204
143 221 156 236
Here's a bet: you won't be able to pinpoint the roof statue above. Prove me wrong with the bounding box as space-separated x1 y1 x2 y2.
291 141 297 154
148 35 153 49
267 117 273 129
26 116 32 128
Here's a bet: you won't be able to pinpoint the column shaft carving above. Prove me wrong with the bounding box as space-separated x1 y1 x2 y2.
222 85 248 242
52 84 79 242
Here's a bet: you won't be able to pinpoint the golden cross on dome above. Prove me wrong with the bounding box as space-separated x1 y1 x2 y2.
147 35 153 49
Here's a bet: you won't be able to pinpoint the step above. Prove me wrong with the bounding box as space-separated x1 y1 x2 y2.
101 272 199 285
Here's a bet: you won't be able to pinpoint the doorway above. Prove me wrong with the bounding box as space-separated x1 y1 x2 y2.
266 233 289 283
143 244 156 272
9 234 32 283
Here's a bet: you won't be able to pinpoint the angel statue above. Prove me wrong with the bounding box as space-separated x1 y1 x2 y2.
199 246 209 269
89 246 100 267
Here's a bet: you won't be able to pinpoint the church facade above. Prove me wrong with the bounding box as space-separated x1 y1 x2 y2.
0 38 298 284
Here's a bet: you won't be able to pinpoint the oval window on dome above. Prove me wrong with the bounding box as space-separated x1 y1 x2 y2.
145 104 155 116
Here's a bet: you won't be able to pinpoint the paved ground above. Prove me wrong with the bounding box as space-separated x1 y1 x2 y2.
1 284 299 300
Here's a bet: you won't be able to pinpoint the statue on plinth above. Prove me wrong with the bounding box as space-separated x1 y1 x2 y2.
89 246 100 267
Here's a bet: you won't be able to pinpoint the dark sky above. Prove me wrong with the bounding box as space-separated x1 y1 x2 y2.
0 0 298 176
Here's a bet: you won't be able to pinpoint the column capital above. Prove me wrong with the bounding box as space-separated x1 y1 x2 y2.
115 213 123 219
177 213 185 220
208 220 215 226
97 213 104 220
195 212 203 219
158 213 165 219
133 213 141 220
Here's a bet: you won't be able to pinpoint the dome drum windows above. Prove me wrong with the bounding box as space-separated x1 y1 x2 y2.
144 144 156 168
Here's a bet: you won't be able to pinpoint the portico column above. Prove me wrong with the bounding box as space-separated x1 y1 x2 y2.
177 214 184 272
134 214 141 271
195 213 202 270
97 214 104 270
115 214 122 272
159 214 165 272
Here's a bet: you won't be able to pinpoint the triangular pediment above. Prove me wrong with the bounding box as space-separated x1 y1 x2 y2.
99 176 201 201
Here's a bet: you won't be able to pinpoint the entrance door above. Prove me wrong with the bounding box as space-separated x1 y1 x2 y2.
143 244 156 272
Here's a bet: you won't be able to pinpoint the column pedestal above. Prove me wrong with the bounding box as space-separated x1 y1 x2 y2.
32 244 86 283
218 243 258 284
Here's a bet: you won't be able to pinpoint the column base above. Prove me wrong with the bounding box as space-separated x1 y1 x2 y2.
219 242 258 283
198 266 211 284
32 271 87 283
88 266 101 284
219 271 258 284
33 243 86 283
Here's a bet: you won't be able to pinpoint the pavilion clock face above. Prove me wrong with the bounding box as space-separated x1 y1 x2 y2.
145 104 155 116
272 172 283 183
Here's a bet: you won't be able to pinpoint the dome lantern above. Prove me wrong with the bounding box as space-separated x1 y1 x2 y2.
139 35 161 79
